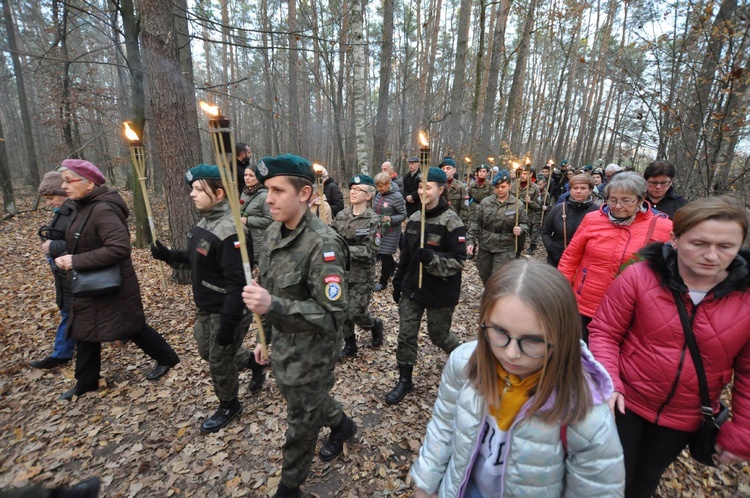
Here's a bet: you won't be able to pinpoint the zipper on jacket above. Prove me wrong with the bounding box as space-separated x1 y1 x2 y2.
576 268 588 295
655 299 698 424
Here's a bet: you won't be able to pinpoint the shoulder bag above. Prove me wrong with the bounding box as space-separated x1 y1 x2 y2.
70 203 122 298
671 289 730 466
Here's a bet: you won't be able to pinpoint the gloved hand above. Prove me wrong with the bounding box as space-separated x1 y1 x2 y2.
217 326 235 346
415 248 433 264
392 288 401 304
151 240 173 263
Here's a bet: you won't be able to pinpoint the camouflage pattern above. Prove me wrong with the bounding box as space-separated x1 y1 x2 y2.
193 309 253 402
332 206 380 337
468 181 493 218
446 179 471 225
258 209 349 386
468 194 529 284
516 181 542 248
277 373 343 488
396 296 459 366
240 186 273 263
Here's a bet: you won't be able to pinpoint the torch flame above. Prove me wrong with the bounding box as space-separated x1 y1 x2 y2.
548 159 555 166
418 131 429 147
199 101 220 116
313 163 325 175
488 157 495 163
123 121 140 142
512 162 520 170
464 156 472 163
525 157 531 166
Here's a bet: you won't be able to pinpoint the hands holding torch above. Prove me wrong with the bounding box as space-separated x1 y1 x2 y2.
123 121 168 290
418 131 430 289
513 162 521 253
200 102 268 360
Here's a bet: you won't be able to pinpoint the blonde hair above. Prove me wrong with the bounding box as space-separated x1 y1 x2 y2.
467 260 593 424
673 195 748 240
374 172 391 186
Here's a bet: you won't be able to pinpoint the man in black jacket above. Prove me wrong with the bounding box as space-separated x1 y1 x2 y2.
402 156 422 217
321 167 345 217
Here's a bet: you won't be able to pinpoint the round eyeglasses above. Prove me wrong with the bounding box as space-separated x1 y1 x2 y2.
481 324 553 359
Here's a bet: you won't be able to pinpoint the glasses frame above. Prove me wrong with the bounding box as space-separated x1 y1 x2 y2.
481 324 553 359
62 178 85 184
349 187 367 194
646 180 672 188
606 197 639 207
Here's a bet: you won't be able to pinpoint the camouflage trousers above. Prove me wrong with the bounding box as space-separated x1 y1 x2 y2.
277 373 344 488
476 248 515 285
342 281 376 339
528 222 541 246
194 309 253 403
396 296 459 366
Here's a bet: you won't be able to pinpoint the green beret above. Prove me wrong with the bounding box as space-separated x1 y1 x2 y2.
255 154 315 184
427 167 447 183
492 170 511 186
185 164 221 184
348 174 375 188
476 164 489 172
440 157 457 168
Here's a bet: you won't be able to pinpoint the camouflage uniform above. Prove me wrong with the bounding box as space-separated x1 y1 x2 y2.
258 209 349 489
446 179 471 226
393 201 466 366
468 194 529 284
517 181 542 248
468 180 493 219
332 206 380 338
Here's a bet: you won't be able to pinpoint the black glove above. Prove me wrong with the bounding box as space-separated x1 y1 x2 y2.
392 288 401 304
415 248 433 264
217 326 235 346
151 240 173 263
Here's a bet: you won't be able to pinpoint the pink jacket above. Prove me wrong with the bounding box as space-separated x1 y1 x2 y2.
557 205 672 317
589 244 750 460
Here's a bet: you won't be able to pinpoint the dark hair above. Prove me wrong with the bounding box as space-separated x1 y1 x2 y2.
644 160 676 180
196 178 225 203
673 195 748 240
235 142 250 156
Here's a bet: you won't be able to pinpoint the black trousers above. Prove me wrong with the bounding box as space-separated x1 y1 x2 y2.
580 314 593 343
616 408 694 498
378 254 396 286
75 324 179 388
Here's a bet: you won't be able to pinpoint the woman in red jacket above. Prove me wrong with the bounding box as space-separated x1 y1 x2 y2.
589 196 750 497
557 171 672 340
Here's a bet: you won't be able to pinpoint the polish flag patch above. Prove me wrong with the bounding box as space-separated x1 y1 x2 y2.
458 236 466 243
323 251 336 262
234 241 241 249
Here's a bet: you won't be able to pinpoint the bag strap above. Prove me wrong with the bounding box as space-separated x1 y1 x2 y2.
643 212 658 246
70 201 119 254
562 202 568 249
671 289 714 420
561 424 568 457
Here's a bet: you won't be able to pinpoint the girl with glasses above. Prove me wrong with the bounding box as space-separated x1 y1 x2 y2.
411 260 624 497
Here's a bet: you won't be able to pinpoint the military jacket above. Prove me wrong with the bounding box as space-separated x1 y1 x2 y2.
468 181 492 216
468 194 529 253
332 206 380 284
514 181 542 223
447 179 470 224
259 210 349 386
240 186 272 262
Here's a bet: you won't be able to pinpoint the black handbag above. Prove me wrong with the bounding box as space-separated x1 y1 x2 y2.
672 289 730 466
69 204 122 298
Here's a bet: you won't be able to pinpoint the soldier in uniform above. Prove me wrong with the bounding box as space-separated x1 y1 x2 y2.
468 164 493 219
467 170 529 285
386 167 466 405
516 168 542 255
332 174 384 357
241 154 356 498
151 164 263 433
440 157 470 225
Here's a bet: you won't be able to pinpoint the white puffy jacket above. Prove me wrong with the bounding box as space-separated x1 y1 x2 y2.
410 341 624 497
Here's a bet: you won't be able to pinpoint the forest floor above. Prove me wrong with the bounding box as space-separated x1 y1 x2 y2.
0 191 748 497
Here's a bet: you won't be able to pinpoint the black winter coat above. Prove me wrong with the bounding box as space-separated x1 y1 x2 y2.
43 199 76 311
324 178 345 217
402 170 422 217
646 187 688 220
541 196 599 267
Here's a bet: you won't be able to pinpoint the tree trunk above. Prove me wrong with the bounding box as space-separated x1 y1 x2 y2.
287 0 301 152
2 0 40 186
174 0 203 167
350 0 369 173
0 118 17 214
503 0 537 151
373 0 394 165
446 0 472 152
140 0 199 283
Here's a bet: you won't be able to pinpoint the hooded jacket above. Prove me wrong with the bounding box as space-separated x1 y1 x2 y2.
324 177 345 217
65 188 145 342
589 244 750 460
411 341 624 497
557 204 672 317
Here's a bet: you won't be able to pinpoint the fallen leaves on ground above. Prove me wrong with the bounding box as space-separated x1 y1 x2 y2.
0 192 747 497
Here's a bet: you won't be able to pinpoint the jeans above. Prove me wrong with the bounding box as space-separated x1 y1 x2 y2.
51 310 75 359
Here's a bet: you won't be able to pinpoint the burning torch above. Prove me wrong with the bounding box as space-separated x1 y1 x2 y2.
418 131 430 289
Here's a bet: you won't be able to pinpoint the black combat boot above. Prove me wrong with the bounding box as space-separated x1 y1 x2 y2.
59 383 98 401
200 398 242 433
525 243 537 255
341 335 358 358
272 482 302 498
246 355 266 395
52 477 100 498
370 319 384 347
384 364 414 405
319 415 358 461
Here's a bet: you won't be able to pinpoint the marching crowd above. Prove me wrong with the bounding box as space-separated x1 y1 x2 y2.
18 151 749 498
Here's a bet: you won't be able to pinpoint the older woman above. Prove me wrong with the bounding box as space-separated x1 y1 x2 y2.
589 196 750 496
557 171 672 340
373 171 407 291
240 164 273 264
54 160 179 400
542 174 601 267
467 170 529 285
644 160 688 220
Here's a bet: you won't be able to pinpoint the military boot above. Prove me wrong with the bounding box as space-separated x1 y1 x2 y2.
384 364 414 405
371 319 384 347
525 243 537 255
200 399 242 433
272 482 302 498
246 355 266 395
319 415 358 461
54 477 101 498
341 335 358 358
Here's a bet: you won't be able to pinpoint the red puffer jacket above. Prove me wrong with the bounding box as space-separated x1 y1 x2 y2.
557 204 672 317
589 244 750 460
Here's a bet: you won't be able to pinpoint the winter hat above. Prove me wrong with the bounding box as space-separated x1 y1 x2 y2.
38 171 67 196
427 167 447 183
60 159 106 186
185 164 222 184
255 154 315 184
407 156 419 163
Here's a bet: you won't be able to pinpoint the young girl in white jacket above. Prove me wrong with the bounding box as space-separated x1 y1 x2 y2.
411 260 625 497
